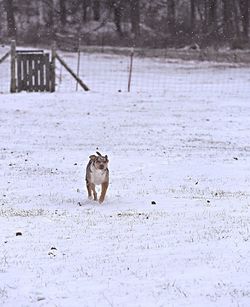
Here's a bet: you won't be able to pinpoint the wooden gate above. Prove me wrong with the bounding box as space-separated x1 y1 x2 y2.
8 40 89 93
11 41 55 93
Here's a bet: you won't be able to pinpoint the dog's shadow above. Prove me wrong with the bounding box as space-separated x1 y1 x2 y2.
77 195 117 208
77 199 103 207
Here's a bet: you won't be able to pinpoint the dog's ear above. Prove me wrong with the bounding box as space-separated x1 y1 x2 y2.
105 155 109 162
89 155 96 161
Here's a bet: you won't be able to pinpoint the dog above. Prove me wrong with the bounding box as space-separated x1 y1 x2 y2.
85 152 109 203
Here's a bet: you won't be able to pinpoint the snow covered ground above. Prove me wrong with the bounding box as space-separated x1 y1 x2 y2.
0 51 250 307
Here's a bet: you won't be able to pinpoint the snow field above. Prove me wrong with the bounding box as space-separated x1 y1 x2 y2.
0 54 250 307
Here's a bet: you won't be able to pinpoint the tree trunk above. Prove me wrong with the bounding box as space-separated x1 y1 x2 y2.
114 3 123 37
239 0 249 38
222 0 234 40
82 0 88 23
108 0 123 37
93 0 100 21
59 0 67 27
4 0 16 38
129 0 140 38
208 0 217 24
206 0 217 36
47 0 55 40
167 0 175 36
190 0 196 32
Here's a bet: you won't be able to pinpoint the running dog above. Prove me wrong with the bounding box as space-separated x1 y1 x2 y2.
85 152 109 203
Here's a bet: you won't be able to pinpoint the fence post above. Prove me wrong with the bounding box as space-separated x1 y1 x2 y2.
50 42 56 92
128 47 134 92
76 37 81 91
10 40 16 93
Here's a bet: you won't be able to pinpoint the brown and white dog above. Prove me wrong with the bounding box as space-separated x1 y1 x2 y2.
85 152 109 203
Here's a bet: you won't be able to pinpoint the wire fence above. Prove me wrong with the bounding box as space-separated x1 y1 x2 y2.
0 45 249 96
56 50 250 98
0 45 11 94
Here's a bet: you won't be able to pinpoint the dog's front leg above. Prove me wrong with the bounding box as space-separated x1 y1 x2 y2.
91 183 97 201
86 181 92 199
99 182 109 204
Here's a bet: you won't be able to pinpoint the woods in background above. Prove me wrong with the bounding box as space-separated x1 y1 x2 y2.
0 0 249 49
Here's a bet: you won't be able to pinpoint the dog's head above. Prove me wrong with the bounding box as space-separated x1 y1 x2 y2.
89 152 109 171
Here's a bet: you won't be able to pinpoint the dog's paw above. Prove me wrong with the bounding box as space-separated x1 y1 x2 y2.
99 197 104 204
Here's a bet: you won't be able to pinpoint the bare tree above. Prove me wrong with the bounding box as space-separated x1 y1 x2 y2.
0 0 248 47
222 0 234 40
207 0 217 35
167 0 175 35
93 0 100 21
239 0 249 39
59 0 67 27
129 0 140 38
4 0 16 38
190 0 196 31
81 0 88 22
108 0 123 37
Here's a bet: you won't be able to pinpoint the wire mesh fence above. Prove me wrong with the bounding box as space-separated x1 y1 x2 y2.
55 50 250 98
0 46 11 94
1 45 249 97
